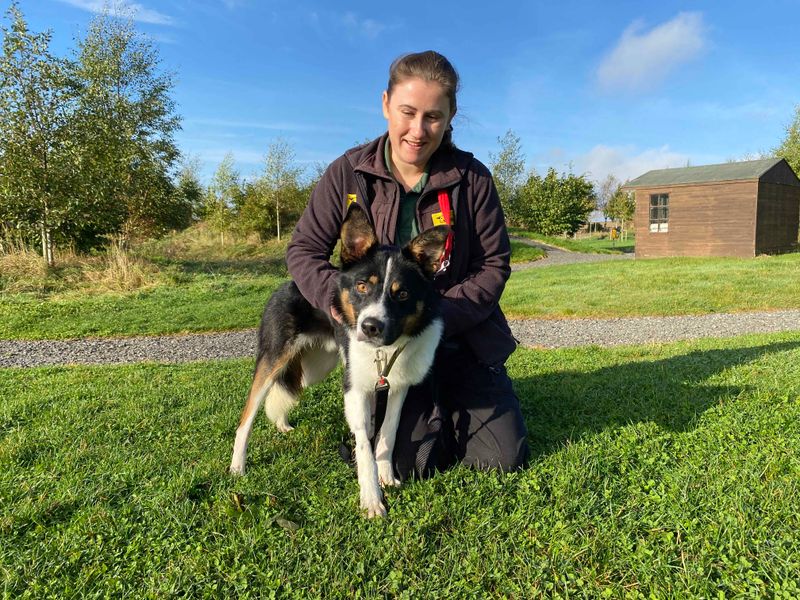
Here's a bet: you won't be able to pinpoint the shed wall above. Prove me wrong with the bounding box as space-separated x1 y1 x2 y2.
634 181 758 257
756 182 800 254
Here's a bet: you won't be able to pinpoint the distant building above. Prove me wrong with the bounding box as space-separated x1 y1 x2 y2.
624 158 800 257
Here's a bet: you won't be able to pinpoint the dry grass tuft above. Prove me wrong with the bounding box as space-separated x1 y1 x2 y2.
0 248 50 293
82 243 160 292
1 241 160 296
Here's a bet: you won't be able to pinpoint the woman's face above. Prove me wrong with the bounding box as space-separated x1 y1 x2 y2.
382 77 454 173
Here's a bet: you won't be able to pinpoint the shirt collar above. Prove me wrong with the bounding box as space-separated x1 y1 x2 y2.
384 139 429 193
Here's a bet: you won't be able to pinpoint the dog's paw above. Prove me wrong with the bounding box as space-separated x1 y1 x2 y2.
229 461 245 476
377 461 400 488
275 420 294 433
360 497 387 519
360 487 387 518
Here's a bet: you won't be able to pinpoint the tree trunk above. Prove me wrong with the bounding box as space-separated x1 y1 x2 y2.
40 202 55 267
276 202 281 242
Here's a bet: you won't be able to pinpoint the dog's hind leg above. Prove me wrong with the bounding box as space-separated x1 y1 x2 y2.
230 356 274 475
264 356 302 433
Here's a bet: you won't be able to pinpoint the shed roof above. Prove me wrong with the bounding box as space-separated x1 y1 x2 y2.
625 158 789 188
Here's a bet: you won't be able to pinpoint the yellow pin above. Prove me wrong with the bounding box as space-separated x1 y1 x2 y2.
347 194 357 206
431 212 446 226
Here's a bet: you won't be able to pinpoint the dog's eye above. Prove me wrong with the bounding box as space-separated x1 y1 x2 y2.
395 290 408 301
356 281 369 294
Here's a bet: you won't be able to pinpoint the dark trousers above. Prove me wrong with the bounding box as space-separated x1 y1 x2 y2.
392 344 530 481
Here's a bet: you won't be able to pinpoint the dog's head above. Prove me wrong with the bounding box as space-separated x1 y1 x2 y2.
333 203 449 346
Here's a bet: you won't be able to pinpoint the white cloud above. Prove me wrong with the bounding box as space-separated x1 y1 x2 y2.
57 0 174 25
597 12 706 92
576 144 691 184
187 118 351 135
341 12 385 40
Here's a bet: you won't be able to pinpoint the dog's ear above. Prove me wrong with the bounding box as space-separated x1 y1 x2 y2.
404 225 451 277
340 203 378 265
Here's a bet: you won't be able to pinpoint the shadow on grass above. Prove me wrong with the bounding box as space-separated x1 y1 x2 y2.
513 340 800 458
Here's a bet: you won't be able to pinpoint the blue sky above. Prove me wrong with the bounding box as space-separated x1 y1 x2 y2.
16 0 800 186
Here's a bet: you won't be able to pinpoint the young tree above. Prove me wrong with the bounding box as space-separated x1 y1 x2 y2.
488 129 526 226
0 3 76 265
173 157 205 224
240 138 305 241
775 104 800 176
70 7 181 243
597 174 621 227
203 153 240 244
519 168 596 236
605 187 636 236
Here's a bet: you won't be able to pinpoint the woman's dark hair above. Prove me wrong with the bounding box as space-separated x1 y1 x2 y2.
387 50 460 149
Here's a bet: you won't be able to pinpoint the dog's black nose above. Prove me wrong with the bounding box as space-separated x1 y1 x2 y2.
361 317 384 339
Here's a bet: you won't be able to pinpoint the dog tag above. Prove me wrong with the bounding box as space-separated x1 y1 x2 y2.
374 376 390 394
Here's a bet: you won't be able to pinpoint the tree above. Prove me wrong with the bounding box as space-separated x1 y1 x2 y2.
0 3 77 265
488 129 526 226
239 138 305 241
605 186 635 236
518 168 596 236
597 174 621 227
775 104 800 176
70 7 181 243
173 157 204 224
203 153 240 244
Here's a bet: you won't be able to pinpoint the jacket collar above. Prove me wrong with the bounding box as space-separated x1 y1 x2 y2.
347 132 474 190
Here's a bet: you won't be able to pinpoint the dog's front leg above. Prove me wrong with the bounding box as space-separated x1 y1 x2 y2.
344 388 385 518
374 386 406 488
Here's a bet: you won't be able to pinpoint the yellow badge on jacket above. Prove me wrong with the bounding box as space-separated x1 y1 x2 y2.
347 194 357 206
431 212 446 226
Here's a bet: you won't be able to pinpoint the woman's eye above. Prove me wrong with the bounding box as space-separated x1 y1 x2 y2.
356 282 369 294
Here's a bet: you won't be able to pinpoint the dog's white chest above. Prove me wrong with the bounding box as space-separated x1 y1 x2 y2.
345 318 443 393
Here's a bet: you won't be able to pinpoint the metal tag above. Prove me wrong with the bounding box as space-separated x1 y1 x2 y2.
374 377 390 394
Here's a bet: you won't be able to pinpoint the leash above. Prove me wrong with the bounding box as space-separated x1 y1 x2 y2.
371 342 408 449
435 190 454 277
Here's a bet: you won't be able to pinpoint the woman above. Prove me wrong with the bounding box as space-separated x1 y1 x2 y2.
286 50 529 479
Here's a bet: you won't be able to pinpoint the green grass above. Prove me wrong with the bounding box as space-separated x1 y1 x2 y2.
2 247 799 340
509 239 547 264
0 272 285 340
502 253 800 319
2 332 800 597
509 227 635 254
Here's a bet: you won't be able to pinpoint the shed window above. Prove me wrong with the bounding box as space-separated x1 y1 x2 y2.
649 194 669 232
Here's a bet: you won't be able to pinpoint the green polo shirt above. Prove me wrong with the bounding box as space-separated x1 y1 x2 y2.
385 141 429 246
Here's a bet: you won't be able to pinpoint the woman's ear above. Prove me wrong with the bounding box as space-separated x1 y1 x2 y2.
381 90 390 120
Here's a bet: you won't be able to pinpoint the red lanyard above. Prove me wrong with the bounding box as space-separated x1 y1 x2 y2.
437 190 454 276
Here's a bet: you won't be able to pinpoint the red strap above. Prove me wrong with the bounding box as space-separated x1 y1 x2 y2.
437 190 454 275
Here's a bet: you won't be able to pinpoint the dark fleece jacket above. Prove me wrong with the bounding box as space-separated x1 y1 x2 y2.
286 133 517 367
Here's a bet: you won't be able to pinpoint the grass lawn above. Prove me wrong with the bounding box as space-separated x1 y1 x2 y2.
509 239 547 264
2 332 800 597
502 253 800 319
0 272 285 340
509 227 635 255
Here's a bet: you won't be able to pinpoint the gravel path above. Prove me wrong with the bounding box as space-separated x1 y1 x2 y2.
2 310 799 368
2 246 797 368
510 237 634 271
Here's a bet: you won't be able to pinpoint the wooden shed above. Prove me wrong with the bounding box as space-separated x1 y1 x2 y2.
625 158 800 258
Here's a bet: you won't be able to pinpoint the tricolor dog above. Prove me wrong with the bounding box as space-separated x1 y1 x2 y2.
230 204 449 518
